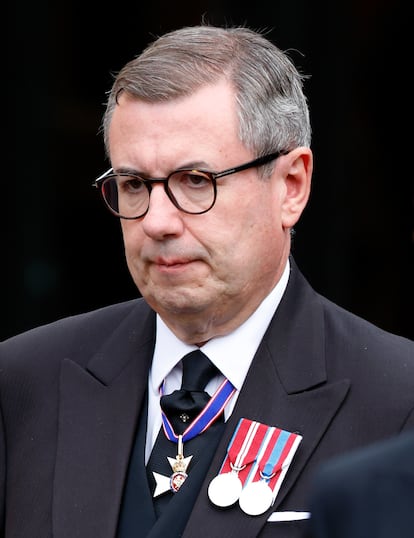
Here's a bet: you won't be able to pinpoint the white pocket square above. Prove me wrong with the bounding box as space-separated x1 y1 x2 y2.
267 511 311 522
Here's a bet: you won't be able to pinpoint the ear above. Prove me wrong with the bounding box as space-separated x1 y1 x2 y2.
279 147 313 229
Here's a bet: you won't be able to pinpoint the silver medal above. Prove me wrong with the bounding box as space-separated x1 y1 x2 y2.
208 471 244 507
239 480 274 516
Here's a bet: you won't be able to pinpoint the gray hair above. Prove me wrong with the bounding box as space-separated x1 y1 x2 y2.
102 25 311 165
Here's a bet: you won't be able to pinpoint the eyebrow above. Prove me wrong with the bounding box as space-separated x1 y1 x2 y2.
113 161 213 177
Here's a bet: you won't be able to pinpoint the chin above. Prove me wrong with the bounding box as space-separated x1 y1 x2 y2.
150 290 211 316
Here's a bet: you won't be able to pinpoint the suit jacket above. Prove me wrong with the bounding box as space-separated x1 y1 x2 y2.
1 258 414 538
307 431 414 538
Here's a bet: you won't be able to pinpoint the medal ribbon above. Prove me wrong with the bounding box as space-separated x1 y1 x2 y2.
161 378 236 443
214 418 302 493
246 427 302 499
219 419 270 479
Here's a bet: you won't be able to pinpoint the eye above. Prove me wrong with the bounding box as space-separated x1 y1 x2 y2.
118 175 145 194
174 170 212 189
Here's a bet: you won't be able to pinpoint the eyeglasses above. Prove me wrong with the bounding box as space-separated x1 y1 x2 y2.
93 150 288 219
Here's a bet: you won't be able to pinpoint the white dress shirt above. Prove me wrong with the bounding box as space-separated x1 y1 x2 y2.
145 259 290 462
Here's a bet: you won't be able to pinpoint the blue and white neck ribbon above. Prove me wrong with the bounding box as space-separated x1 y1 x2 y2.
161 378 236 443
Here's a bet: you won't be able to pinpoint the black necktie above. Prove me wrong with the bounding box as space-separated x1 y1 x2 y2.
160 349 218 434
146 349 224 516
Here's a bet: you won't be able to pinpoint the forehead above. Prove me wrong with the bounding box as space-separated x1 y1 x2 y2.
108 81 247 168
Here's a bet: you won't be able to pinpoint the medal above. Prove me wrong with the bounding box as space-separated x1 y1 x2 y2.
239 428 303 516
153 379 236 498
207 463 244 507
238 479 273 515
153 435 193 497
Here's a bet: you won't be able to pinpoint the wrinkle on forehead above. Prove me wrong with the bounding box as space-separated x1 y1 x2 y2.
108 81 250 175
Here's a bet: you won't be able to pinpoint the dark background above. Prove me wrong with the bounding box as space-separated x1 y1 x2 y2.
4 0 413 341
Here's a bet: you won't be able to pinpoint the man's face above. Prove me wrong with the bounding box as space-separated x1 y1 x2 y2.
108 80 299 343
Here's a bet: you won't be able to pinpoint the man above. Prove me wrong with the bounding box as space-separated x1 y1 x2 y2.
308 431 414 538
1 25 413 538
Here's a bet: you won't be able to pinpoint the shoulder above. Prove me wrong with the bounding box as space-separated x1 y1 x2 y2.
286 258 413 359
321 293 413 358
0 298 153 368
284 259 414 406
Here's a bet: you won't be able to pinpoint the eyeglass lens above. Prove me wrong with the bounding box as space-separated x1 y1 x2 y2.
101 170 216 218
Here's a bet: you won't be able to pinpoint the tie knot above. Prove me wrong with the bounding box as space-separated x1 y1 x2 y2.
159 349 220 435
181 349 217 391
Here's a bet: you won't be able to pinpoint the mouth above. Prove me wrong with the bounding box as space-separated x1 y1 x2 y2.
152 257 196 272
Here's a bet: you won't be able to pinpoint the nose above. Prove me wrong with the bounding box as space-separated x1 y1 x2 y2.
141 183 184 239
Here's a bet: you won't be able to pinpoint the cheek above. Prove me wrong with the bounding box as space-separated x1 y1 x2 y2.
209 204 280 272
120 223 143 261
238 195 285 266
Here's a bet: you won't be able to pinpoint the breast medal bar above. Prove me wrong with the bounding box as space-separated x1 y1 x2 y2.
208 418 302 515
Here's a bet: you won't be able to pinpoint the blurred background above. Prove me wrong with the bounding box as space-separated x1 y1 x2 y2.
4 0 413 341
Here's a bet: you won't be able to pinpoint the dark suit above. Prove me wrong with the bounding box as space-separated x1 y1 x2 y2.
1 258 413 537
308 431 414 538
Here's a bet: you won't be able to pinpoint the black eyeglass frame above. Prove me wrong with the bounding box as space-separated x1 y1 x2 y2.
93 149 289 220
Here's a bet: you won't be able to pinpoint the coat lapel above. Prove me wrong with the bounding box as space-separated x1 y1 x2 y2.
53 303 156 538
183 261 351 537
